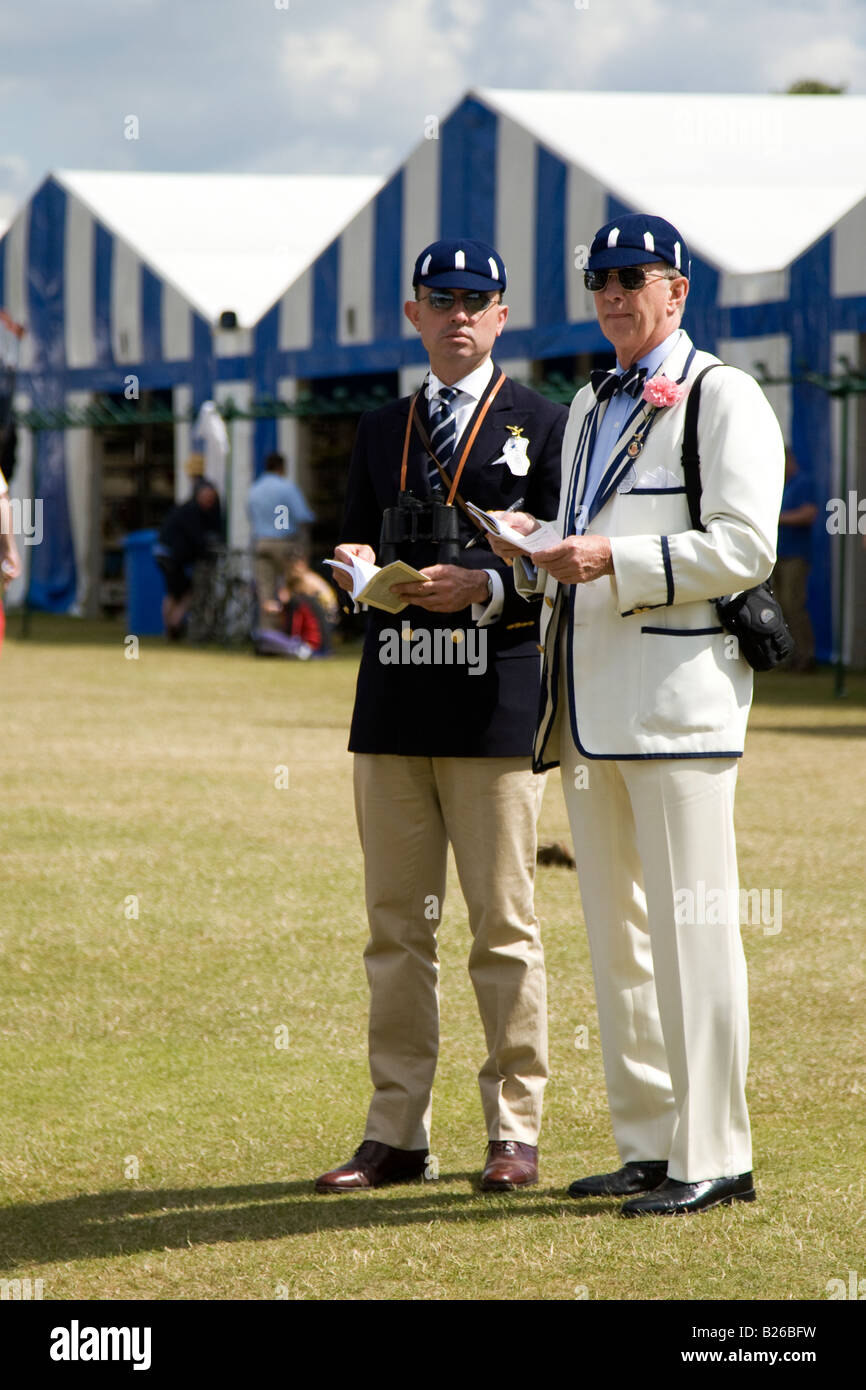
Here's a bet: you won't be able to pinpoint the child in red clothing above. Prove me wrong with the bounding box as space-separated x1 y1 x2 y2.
254 557 337 659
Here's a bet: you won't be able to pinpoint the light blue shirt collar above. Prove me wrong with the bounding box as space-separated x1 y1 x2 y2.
617 327 682 380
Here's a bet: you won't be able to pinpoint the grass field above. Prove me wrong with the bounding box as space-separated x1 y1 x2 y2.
0 614 864 1302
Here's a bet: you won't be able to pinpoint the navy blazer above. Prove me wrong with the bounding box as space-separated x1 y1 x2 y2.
341 365 566 757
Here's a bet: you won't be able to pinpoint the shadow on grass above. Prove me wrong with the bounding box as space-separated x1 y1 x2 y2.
0 1177 610 1271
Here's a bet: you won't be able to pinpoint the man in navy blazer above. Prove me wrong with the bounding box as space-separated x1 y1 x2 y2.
315 238 566 1193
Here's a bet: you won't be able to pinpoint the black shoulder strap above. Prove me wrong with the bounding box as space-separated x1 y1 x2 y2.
681 364 722 533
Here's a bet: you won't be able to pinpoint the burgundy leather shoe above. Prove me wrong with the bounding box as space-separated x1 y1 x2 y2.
480 1140 538 1191
314 1140 428 1193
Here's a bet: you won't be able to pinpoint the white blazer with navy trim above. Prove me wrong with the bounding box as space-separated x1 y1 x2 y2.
517 330 785 766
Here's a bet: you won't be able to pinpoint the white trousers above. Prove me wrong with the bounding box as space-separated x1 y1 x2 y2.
560 718 752 1182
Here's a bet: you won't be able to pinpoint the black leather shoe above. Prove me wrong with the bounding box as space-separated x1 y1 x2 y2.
314 1140 428 1193
620 1172 756 1216
568 1161 668 1198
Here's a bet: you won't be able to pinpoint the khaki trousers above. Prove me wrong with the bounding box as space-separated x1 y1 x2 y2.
253 537 303 622
354 753 549 1150
560 707 752 1183
772 557 814 665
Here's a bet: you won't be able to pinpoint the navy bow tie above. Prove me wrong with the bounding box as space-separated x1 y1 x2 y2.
590 364 648 403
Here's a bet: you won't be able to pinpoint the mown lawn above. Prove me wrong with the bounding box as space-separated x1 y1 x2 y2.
0 615 863 1301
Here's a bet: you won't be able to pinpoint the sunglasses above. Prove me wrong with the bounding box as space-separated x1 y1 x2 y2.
418 289 498 315
583 267 672 292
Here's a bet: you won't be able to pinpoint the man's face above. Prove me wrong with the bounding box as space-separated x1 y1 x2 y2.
403 287 508 383
592 265 688 367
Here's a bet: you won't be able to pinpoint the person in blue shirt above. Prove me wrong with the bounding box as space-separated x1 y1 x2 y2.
773 447 818 671
247 452 315 626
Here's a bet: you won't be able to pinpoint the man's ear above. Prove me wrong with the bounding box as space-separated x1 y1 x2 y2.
494 302 509 336
671 277 689 311
404 300 421 332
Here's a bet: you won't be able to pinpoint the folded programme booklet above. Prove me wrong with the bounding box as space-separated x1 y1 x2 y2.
323 555 430 614
464 502 561 555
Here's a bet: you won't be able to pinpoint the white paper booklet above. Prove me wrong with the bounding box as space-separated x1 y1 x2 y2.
324 555 430 614
465 502 561 555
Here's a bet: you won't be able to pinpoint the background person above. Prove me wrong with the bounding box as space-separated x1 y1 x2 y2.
773 445 818 672
247 452 315 627
253 555 338 659
153 482 220 639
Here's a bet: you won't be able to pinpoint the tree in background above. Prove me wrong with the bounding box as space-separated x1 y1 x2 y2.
783 79 847 94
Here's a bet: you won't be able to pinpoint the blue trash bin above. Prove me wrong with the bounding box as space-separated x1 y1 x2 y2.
124 529 164 636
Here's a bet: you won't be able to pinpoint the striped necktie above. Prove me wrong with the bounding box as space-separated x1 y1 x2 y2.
428 386 459 490
590 363 648 402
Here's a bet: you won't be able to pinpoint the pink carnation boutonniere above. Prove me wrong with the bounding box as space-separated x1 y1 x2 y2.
642 377 687 409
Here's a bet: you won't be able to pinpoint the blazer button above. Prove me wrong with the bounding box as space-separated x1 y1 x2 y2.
544 595 554 607
536 643 544 653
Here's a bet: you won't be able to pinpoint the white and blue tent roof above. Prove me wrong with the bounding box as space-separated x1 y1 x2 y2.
0 169 380 611
54 170 383 328
0 168 382 378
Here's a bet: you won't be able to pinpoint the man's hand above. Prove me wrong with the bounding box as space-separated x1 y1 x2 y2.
532 535 613 585
0 498 21 585
391 564 489 612
331 542 376 592
0 547 21 584
486 510 539 561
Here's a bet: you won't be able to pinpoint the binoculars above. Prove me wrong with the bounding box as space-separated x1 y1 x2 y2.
379 491 461 566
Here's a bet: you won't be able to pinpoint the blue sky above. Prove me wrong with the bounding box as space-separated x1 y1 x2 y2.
0 0 862 223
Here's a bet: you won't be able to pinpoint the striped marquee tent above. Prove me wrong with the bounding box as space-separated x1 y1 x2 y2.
0 170 380 612
254 88 866 665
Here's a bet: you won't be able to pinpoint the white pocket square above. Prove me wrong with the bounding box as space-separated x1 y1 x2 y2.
636 465 682 489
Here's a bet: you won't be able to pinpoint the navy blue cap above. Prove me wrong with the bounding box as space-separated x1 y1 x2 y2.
588 214 690 279
413 238 506 292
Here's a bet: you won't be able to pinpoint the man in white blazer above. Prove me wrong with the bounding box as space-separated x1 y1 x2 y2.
490 213 784 1215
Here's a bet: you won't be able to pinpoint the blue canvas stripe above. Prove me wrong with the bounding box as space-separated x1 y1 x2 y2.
26 177 76 611
374 169 402 342
439 96 496 242
253 300 279 469
313 238 339 349
190 312 214 413
93 221 114 366
534 146 566 326
141 264 162 362
789 231 832 665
